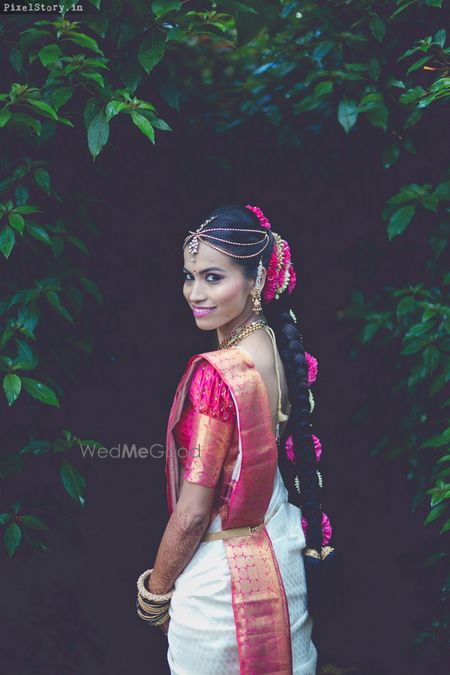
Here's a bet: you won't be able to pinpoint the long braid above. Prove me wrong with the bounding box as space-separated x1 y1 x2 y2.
265 301 323 553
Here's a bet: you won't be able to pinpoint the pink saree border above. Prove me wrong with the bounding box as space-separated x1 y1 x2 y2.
165 348 293 673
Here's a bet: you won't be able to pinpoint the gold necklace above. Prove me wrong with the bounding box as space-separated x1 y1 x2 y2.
218 319 268 350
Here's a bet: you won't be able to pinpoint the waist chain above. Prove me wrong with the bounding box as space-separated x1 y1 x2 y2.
201 502 282 542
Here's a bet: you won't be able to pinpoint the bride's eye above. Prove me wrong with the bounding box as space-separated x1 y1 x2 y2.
182 271 193 282
205 273 223 282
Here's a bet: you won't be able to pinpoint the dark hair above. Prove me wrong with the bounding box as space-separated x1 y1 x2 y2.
201 204 326 566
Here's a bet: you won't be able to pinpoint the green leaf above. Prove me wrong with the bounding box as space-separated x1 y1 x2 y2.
26 99 58 120
9 112 42 135
337 99 358 133
46 291 74 323
64 31 103 54
423 346 440 374
51 87 73 110
20 515 49 530
369 15 385 42
434 29 446 48
0 108 12 127
79 276 103 303
313 80 333 97
20 439 51 455
34 168 51 194
8 212 25 234
420 428 450 448
0 513 10 525
3 374 21 406
26 221 52 245
4 522 21 558
387 205 416 240
368 57 381 81
407 56 431 75
396 296 416 317
421 194 439 212
434 180 450 200
440 519 450 533
14 205 40 214
17 302 40 339
0 226 16 258
105 100 128 122
21 377 60 407
365 105 389 131
424 502 447 525
117 20 140 49
382 143 400 169
67 235 89 254
82 71 105 87
138 29 166 75
130 111 155 143
38 43 63 67
14 184 29 205
361 322 380 343
59 460 86 506
152 0 181 17
87 112 109 159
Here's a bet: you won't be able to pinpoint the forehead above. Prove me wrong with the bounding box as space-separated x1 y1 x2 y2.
183 241 237 271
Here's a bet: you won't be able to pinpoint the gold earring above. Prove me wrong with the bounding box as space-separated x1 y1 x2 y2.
251 290 262 314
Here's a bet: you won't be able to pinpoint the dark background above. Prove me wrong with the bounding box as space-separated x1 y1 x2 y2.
2 102 446 675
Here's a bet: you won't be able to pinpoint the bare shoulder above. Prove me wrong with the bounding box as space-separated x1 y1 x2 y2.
238 331 274 377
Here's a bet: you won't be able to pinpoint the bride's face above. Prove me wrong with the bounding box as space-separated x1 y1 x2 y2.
183 242 257 331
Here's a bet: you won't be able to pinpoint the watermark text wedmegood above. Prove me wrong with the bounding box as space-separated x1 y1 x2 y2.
79 443 201 460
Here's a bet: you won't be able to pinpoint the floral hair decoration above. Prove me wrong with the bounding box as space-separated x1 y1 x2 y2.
245 204 297 302
284 349 335 558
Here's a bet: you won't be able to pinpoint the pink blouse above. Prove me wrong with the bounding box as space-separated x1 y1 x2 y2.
173 361 236 489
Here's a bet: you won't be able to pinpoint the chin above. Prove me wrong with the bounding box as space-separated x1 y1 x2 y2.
194 316 221 330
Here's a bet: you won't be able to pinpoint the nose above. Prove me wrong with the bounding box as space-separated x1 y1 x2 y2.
187 278 207 304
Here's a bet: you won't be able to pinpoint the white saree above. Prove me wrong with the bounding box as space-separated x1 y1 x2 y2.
166 465 317 674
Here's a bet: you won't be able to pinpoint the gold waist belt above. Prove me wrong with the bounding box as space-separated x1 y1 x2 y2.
201 504 281 542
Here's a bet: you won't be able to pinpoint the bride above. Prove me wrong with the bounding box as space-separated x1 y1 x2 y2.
136 204 335 674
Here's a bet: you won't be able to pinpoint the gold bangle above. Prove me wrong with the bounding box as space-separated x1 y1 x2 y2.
137 593 170 615
137 568 174 603
137 605 170 626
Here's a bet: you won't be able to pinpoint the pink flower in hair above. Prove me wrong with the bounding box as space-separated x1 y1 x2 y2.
312 434 322 461
305 352 318 385
285 435 295 463
245 204 271 229
288 263 296 294
262 246 279 302
286 433 322 463
301 512 333 546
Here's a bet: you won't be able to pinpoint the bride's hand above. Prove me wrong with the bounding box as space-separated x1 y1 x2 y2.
160 616 170 636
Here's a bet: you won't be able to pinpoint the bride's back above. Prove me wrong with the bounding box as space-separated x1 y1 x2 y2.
236 328 291 440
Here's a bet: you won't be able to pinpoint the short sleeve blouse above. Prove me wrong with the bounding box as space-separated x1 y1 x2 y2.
174 361 236 488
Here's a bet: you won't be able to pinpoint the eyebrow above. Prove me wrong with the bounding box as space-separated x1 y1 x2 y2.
182 267 227 274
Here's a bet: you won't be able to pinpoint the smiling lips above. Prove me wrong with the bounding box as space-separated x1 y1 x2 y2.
192 305 217 317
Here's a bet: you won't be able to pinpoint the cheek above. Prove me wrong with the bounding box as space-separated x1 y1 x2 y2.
214 279 248 309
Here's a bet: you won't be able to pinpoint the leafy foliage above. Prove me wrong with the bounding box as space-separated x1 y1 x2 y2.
0 0 269 558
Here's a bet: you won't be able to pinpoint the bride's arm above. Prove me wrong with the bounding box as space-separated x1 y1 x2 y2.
148 360 236 595
147 480 215 595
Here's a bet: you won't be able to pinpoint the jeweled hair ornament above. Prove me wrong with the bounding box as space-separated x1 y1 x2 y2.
184 215 270 262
